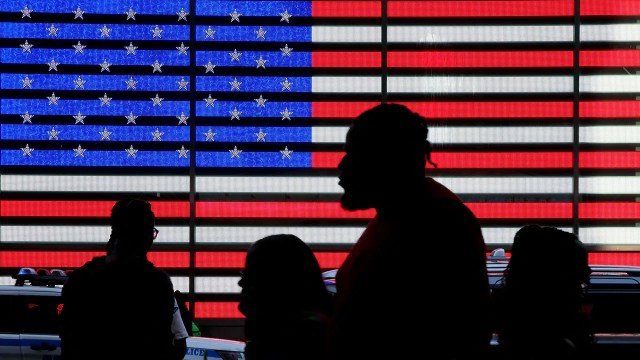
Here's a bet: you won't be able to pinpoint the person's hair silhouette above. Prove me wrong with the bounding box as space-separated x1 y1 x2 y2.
238 233 331 360
327 103 491 360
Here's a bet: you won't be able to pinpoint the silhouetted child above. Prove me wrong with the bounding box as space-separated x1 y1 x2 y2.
238 234 331 360
492 224 594 360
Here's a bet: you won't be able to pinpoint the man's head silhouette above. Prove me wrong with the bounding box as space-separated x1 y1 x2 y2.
109 198 156 257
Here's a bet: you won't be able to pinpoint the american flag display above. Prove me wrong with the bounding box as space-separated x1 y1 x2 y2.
1 1 638 321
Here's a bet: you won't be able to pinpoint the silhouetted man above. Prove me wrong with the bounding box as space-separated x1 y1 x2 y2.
327 103 491 360
60 198 176 360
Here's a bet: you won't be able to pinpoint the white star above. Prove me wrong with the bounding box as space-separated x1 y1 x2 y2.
99 93 112 106
74 76 86 89
73 41 86 54
21 75 33 88
230 9 241 22
99 128 112 140
229 107 241 120
47 24 60 37
254 94 268 107
204 26 216 39
280 146 293 159
21 6 33 18
177 77 189 90
255 129 267 142
229 146 242 158
73 112 86 124
21 144 34 157
255 56 267 69
151 25 163 38
99 25 111 38
203 61 216 74
176 112 189 125
176 145 189 158
99 59 111 72
203 94 216 107
21 112 34 124
47 59 60 71
229 77 242 91
47 92 60 105
151 94 164 106
177 8 189 21
280 10 292 23
281 107 293 120
125 111 138 124
21 40 33 53
125 42 138 55
125 145 138 158
73 7 85 20
73 145 86 157
151 128 164 141
203 129 216 141
280 44 293 56
151 60 163 73
176 42 189 55
125 76 138 90
229 49 241 62
48 127 61 140
125 8 137 20
255 26 267 40
280 78 293 91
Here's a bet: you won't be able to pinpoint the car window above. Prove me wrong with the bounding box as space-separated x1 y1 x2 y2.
21 295 63 335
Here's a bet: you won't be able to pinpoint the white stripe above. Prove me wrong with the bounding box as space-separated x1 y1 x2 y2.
580 176 640 195
313 126 574 144
581 24 640 42
196 176 341 193
579 228 640 246
195 277 241 293
580 75 640 93
0 175 189 192
312 26 381 43
388 25 573 43
312 76 381 93
580 126 640 144
438 177 572 194
171 276 190 293
196 226 364 244
0 226 189 244
387 76 573 93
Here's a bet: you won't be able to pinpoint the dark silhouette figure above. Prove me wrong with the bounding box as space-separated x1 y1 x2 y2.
60 198 177 360
238 234 331 360
327 103 491 360
492 224 594 360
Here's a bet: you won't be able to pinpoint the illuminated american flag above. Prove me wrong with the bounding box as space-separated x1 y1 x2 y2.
1 0 639 321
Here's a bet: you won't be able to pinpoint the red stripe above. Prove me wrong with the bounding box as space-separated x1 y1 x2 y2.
580 101 640 119
590 253 640 266
194 302 242 319
0 200 189 218
580 151 640 169
312 101 573 119
581 0 640 16
580 203 640 220
467 202 572 219
195 251 348 269
0 251 189 268
581 50 640 67
388 51 572 68
395 101 574 119
312 51 381 68
312 1 381 17
196 201 375 219
388 1 573 17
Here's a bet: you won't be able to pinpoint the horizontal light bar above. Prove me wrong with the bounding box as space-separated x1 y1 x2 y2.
312 26 381 43
387 76 573 93
580 126 640 144
195 226 364 244
581 75 640 93
580 177 640 195
581 24 640 42
312 76 381 93
388 25 573 43
0 175 189 192
0 226 189 244
195 277 241 294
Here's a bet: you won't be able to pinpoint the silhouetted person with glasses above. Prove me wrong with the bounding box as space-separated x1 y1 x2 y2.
492 224 594 360
60 198 177 360
238 234 331 360
326 103 491 360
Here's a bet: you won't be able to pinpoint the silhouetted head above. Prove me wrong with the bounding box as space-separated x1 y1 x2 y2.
338 103 434 211
108 198 156 258
505 224 590 292
238 234 329 317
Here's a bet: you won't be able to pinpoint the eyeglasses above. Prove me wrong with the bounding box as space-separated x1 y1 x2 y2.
152 227 159 239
